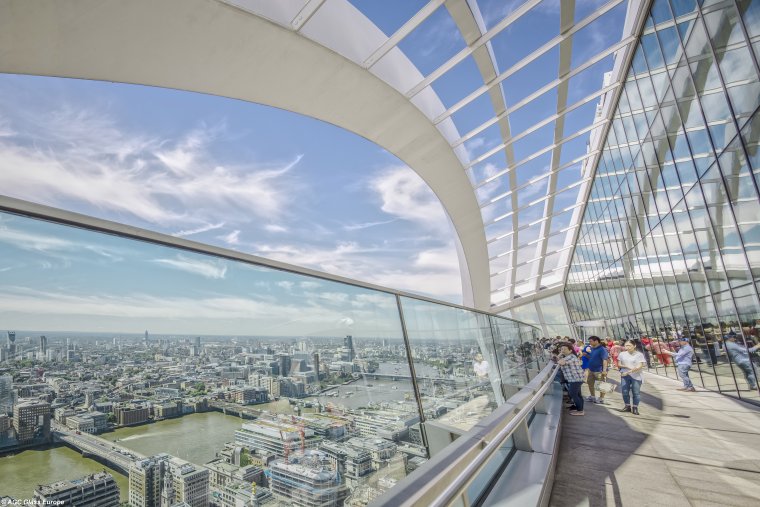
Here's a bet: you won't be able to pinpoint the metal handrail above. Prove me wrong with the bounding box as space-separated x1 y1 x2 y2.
370 362 559 507
430 364 557 507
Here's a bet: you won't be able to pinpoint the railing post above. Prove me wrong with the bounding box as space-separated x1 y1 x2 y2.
511 419 533 452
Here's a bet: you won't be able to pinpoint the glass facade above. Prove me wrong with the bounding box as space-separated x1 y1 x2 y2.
0 209 544 501
565 0 760 403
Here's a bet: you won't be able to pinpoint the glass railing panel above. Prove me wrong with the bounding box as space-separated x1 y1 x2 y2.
0 211 417 502
463 435 516 505
398 297 504 454
489 316 527 398
522 324 545 381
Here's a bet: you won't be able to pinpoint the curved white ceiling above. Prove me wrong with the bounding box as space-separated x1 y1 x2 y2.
0 0 647 311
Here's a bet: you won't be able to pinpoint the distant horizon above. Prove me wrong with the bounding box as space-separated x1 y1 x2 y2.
2 329 404 341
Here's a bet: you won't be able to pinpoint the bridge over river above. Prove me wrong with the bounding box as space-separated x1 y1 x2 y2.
52 422 145 474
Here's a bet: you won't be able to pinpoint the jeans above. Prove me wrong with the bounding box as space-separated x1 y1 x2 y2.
735 361 758 389
677 363 693 388
567 381 584 411
621 375 642 407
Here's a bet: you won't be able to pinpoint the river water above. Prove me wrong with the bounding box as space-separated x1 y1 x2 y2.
1 411 247 500
0 445 130 501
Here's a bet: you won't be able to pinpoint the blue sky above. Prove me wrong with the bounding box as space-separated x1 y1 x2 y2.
0 73 462 334
0 0 627 334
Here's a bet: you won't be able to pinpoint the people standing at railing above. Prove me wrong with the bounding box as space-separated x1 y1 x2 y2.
650 337 670 366
557 342 585 416
585 336 609 404
617 340 646 415
662 336 696 391
609 340 623 369
724 332 759 390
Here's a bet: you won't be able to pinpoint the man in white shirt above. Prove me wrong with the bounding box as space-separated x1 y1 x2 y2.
617 340 646 415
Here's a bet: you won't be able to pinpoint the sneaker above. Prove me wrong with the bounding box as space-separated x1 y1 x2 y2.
632 407 639 415
676 387 689 391
594 398 606 405
617 406 631 413
566 405 578 411
585 396 596 402
569 410 585 416
686 387 696 392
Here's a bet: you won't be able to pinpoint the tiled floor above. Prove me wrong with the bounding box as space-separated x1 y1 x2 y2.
549 371 760 507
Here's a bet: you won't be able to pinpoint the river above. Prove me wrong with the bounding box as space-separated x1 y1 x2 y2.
0 445 129 501
1 411 248 500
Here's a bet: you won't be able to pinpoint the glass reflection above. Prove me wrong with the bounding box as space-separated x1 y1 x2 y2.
0 209 547 503
564 0 760 403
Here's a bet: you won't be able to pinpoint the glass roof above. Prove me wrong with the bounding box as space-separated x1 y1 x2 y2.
223 0 642 307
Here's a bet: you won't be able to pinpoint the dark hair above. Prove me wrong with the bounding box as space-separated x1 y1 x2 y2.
589 336 601 343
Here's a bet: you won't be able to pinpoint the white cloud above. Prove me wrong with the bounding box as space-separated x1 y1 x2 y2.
0 224 123 261
220 230 241 246
0 117 15 137
174 222 226 237
251 240 461 302
276 281 295 291
370 166 450 233
0 105 302 229
265 224 288 233
151 255 228 279
342 219 397 232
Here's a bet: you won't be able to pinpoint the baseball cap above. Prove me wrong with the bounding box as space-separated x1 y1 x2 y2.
678 336 690 342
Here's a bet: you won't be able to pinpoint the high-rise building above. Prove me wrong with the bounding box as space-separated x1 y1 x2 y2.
344 335 355 362
129 455 166 507
269 450 348 507
0 375 13 415
35 472 120 507
144 330 149 346
39 335 47 355
312 352 320 380
13 399 51 443
234 419 321 458
6 331 16 359
165 456 209 507
277 354 292 378
129 454 209 507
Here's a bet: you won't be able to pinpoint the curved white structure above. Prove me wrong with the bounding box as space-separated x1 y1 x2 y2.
0 0 644 310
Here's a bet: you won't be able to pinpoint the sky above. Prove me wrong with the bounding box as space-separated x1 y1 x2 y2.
0 73 464 335
0 0 627 335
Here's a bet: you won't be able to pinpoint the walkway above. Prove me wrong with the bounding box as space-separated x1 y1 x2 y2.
550 371 760 507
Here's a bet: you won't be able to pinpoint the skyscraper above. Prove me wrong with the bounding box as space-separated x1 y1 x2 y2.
39 335 47 355
144 330 149 346
312 353 320 380
6 331 16 359
343 335 355 362
0 375 13 415
277 354 292 378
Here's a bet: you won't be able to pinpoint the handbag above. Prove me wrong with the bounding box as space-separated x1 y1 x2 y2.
596 381 616 394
